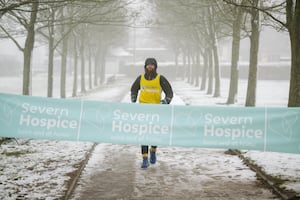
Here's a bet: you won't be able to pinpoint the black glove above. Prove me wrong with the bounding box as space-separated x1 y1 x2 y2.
131 94 137 103
160 99 168 104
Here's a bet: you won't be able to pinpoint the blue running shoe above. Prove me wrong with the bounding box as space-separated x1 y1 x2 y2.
141 158 149 168
150 151 156 164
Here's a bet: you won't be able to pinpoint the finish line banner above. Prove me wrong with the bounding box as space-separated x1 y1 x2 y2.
0 93 300 154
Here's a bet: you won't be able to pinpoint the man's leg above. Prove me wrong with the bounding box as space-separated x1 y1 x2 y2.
150 146 157 164
141 145 149 168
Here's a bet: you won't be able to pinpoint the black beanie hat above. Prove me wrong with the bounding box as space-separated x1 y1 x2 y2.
144 58 157 69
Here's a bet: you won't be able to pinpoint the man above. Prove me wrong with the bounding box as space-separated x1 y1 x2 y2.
131 58 173 168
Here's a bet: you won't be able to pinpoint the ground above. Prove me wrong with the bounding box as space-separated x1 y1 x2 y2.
70 144 279 200
0 75 299 199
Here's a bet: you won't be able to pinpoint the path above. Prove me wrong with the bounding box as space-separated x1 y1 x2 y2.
70 144 279 200
68 77 279 200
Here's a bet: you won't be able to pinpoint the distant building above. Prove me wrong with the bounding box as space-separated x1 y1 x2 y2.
126 47 174 64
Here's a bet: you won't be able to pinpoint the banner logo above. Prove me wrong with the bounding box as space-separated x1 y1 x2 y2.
268 110 298 142
203 113 263 140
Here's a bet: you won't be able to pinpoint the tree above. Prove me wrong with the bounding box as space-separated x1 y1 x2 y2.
200 47 209 90
245 0 260 106
0 1 39 95
223 0 299 107
23 1 39 95
207 5 221 97
1 0 135 97
72 32 78 97
226 0 246 104
287 0 300 106
0 1 33 18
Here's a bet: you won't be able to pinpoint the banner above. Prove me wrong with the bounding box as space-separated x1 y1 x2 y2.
0 93 299 154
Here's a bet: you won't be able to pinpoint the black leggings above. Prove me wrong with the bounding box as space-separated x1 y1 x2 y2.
141 145 157 154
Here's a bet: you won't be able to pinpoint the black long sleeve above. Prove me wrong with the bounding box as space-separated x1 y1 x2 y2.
160 75 173 104
130 75 141 102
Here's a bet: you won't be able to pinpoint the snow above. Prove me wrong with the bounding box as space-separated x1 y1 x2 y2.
0 140 93 199
0 74 300 199
170 79 300 197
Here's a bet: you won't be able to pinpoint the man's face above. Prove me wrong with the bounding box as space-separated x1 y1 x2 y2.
146 64 155 71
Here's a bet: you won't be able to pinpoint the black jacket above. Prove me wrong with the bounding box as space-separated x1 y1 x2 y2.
130 74 173 104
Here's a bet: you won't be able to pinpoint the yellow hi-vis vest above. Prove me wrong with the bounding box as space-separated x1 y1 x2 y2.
139 74 161 104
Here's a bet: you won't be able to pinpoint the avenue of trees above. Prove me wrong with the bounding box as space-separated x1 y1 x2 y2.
152 0 299 107
0 0 133 97
0 0 299 107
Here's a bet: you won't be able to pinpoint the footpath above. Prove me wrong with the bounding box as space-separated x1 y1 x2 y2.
68 77 299 200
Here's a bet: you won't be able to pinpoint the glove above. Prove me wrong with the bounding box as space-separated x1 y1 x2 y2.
160 99 168 104
131 94 137 103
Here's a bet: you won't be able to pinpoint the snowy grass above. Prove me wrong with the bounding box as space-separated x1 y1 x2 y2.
171 78 300 197
0 139 93 199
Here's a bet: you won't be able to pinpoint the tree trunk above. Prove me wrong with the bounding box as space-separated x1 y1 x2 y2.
80 31 86 93
99 52 106 84
60 36 68 98
22 1 38 95
60 10 68 98
195 52 200 87
47 8 55 98
287 0 300 107
88 49 92 89
212 41 221 97
208 6 221 98
227 4 244 104
192 54 196 85
200 49 208 91
187 53 191 83
94 47 100 87
207 48 214 95
47 35 54 97
245 0 260 107
182 53 186 80
72 37 78 97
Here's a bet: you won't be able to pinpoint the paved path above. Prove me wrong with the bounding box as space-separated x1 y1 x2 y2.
70 144 279 200
69 77 279 200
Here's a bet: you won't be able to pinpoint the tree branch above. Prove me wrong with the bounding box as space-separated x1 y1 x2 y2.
0 24 24 51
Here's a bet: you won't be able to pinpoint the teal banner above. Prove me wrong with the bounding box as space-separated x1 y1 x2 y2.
0 93 299 154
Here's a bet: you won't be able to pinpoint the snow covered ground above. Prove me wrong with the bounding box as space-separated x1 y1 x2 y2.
0 74 300 199
172 80 300 197
0 139 93 199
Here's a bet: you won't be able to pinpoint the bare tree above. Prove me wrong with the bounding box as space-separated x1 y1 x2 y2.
226 0 246 104
286 0 300 106
0 0 33 18
207 48 214 95
200 47 209 90
59 7 69 98
207 5 221 97
0 1 39 95
72 32 78 97
245 0 260 106
223 0 299 106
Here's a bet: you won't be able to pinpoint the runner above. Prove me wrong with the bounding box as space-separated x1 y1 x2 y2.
130 57 173 168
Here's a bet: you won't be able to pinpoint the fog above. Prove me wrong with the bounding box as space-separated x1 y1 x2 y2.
0 28 290 74
0 0 291 97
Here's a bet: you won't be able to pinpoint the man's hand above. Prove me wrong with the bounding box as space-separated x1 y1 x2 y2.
131 94 137 103
161 99 168 104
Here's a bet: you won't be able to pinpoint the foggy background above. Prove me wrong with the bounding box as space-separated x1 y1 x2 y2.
0 0 291 101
